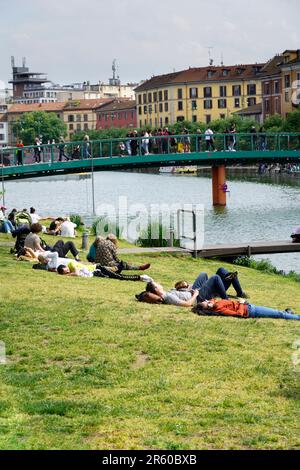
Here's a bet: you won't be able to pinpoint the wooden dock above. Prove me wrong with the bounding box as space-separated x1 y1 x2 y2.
119 241 300 258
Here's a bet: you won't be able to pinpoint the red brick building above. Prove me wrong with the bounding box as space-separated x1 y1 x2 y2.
96 100 136 129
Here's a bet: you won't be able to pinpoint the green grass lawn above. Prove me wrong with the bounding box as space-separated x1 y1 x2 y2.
0 234 299 450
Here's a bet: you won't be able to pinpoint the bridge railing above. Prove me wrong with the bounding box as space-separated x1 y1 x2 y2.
1 132 300 167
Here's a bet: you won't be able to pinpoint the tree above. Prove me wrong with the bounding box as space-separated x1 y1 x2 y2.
12 111 67 145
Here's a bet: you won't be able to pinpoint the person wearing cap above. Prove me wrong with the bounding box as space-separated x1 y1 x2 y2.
291 225 300 243
0 205 15 233
94 234 151 273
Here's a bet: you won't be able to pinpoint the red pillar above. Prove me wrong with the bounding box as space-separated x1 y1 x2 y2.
212 165 227 206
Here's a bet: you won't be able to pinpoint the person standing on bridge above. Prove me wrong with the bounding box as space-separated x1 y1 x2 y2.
33 137 42 163
16 140 24 165
205 127 215 151
83 134 91 158
58 137 69 161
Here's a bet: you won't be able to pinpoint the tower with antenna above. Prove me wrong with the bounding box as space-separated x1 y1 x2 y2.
109 59 121 86
207 46 214 66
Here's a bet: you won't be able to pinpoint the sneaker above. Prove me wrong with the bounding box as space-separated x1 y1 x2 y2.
285 308 295 315
140 274 153 283
139 263 151 271
238 292 249 299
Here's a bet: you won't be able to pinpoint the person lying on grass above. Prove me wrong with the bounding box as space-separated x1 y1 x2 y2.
135 267 247 307
193 299 300 321
90 234 151 273
57 261 153 282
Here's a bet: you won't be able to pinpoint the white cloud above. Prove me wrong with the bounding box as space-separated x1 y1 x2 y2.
0 0 299 85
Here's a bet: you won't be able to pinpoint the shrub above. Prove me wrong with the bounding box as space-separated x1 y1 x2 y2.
137 222 180 248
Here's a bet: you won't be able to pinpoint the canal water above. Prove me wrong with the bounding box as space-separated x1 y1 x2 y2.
3 170 300 273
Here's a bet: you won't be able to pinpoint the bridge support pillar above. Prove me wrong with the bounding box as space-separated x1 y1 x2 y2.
212 165 227 206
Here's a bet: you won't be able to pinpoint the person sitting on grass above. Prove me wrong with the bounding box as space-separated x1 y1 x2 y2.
193 299 300 321
94 234 151 273
47 217 64 235
135 268 247 307
57 261 153 283
24 223 81 260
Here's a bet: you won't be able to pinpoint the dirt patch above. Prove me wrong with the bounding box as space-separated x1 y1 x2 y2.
131 352 150 370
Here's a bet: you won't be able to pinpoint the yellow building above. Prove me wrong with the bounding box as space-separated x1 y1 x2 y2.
280 50 300 117
135 64 264 127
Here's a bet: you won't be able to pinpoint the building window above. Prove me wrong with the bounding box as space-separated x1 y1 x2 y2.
144 105 147 114
220 86 227 97
76 115 81 122
285 91 289 102
159 91 163 101
148 93 152 103
275 98 280 113
165 117 169 125
177 116 185 122
159 103 163 112
274 81 279 94
189 87 198 98
218 99 227 109
220 114 226 119
234 98 240 108
191 100 197 110
84 123 88 130
138 95 142 105
68 115 74 122
154 104 157 113
143 94 147 104
69 124 74 130
284 74 291 88
178 101 183 111
264 82 270 95
164 90 168 101
178 88 183 99
98 114 102 121
192 115 197 123
76 124 81 131
204 87 212 98
247 84 256 95
232 85 241 96
84 114 88 122
164 102 168 112
247 97 256 107
205 115 211 124
204 99 212 109
222 69 229 76
297 73 300 82
138 106 142 115
118 113 122 120
153 92 157 102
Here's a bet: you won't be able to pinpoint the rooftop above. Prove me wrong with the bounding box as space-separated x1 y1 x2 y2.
135 64 265 92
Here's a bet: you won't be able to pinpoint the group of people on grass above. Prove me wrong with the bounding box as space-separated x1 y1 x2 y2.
2 205 300 321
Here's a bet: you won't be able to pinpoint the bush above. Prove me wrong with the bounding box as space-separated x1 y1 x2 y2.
91 216 123 239
70 214 84 228
137 222 180 248
233 256 300 282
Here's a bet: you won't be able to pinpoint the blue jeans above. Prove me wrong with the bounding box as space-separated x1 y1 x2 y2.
216 267 244 297
248 304 300 320
192 273 228 301
0 220 14 233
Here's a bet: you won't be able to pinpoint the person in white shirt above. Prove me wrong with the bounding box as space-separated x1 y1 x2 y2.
30 207 41 224
205 128 215 151
60 218 77 238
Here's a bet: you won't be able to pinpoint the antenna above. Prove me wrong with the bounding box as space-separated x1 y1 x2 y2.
221 52 224 66
22 57 26 68
207 46 214 66
11 56 15 68
112 59 116 80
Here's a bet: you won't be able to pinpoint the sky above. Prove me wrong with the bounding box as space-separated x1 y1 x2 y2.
0 0 300 88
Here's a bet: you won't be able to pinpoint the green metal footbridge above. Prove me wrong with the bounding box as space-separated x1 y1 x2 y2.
1 133 300 205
